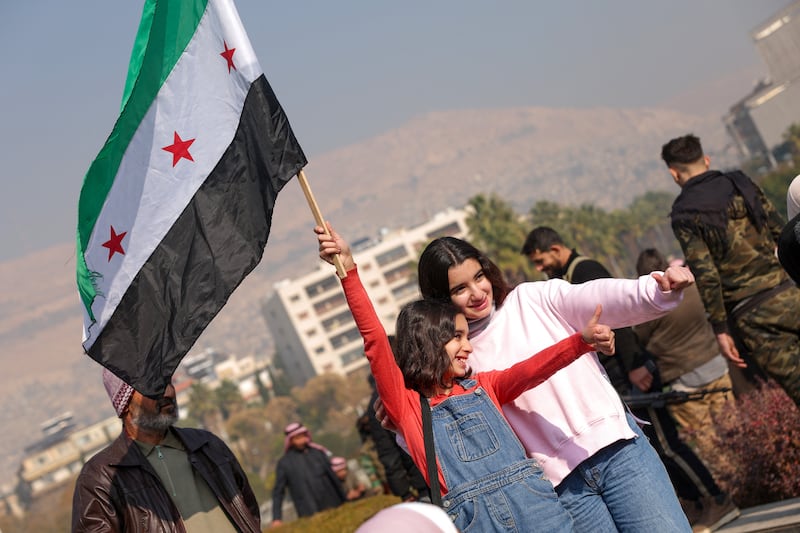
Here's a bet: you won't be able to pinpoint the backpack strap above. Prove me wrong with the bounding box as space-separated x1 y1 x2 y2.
564 255 589 283
419 394 443 506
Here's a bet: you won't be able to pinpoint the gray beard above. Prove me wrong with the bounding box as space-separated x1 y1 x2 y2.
132 408 179 433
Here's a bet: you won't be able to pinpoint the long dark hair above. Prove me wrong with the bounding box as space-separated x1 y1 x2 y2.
418 237 510 308
394 299 469 397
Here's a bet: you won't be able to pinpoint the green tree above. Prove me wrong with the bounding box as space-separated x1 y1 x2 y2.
758 166 799 219
255 371 272 403
528 193 684 278
187 382 224 435
226 405 272 477
268 359 293 397
215 379 245 420
782 122 800 165
293 372 368 432
466 193 538 285
620 191 682 268
263 395 301 438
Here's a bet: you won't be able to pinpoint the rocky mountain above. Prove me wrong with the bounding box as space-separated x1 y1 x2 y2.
0 105 732 482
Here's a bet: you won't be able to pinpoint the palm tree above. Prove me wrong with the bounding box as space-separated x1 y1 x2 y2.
467 193 537 284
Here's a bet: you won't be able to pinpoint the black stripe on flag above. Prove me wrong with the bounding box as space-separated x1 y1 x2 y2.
89 74 307 397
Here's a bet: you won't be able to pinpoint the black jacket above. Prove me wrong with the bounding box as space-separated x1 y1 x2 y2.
271 445 346 520
71 426 260 532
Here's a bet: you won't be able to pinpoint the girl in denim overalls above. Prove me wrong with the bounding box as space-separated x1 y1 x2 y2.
316 223 615 532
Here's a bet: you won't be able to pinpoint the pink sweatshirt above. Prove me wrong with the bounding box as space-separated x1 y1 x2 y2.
468 275 682 486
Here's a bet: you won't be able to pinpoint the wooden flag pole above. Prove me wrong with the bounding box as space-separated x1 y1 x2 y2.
297 169 348 278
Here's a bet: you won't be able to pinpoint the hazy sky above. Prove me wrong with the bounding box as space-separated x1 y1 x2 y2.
0 1 790 262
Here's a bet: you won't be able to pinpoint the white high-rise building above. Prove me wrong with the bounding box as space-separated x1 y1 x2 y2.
263 208 470 387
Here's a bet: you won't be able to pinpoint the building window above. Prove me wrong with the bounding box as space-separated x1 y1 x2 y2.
391 280 419 299
321 309 354 332
426 221 462 239
313 293 346 315
340 347 364 366
375 245 407 267
377 296 389 305
289 294 300 302
314 346 326 354
305 328 318 337
330 327 361 348
304 275 339 297
297 310 309 320
383 263 413 284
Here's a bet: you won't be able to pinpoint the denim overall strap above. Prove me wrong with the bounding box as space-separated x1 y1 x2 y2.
431 382 574 532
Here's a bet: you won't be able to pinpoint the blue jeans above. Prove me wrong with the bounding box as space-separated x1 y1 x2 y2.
555 413 691 532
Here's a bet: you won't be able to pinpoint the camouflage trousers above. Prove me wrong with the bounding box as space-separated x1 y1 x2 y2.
731 283 800 406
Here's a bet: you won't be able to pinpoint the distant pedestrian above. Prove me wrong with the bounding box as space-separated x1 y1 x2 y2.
355 408 390 495
270 422 346 528
331 456 368 501
365 370 430 502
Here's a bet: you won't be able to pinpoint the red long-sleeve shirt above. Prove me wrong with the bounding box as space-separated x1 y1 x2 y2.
342 268 593 493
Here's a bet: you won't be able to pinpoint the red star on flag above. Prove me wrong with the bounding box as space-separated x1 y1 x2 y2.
102 225 127 261
220 40 236 73
162 131 195 167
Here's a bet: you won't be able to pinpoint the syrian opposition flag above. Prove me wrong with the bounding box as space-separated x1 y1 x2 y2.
76 0 306 397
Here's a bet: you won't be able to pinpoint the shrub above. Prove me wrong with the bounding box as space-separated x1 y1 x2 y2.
688 380 800 508
267 494 400 533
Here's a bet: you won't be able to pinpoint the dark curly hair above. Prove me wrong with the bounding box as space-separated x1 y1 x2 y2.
394 299 470 397
418 237 510 308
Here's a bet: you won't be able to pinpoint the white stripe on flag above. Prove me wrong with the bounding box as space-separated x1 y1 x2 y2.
82 0 262 346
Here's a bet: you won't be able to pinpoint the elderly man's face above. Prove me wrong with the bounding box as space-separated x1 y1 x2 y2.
128 384 178 432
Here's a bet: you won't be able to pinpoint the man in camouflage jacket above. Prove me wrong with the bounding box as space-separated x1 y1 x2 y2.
662 134 800 406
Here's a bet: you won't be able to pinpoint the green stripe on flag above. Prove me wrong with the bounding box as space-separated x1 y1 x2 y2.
76 0 208 317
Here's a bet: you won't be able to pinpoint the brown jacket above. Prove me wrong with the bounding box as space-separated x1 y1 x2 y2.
633 284 720 384
71 426 260 532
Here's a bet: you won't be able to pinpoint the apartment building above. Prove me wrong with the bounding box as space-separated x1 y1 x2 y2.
263 208 470 387
724 0 800 165
16 414 119 506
